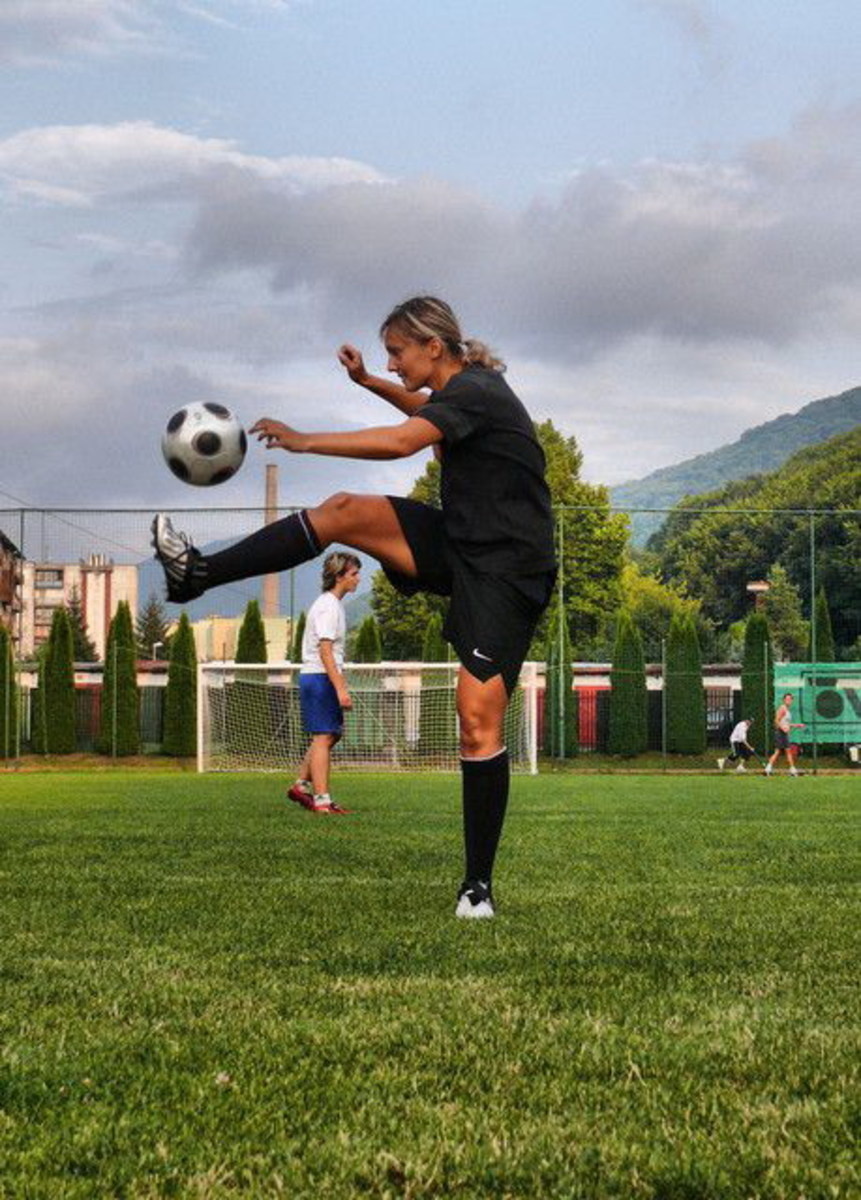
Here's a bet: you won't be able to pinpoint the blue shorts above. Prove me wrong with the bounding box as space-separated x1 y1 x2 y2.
299 673 343 735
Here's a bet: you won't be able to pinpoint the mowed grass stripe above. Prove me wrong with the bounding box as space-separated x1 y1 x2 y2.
0 772 858 1198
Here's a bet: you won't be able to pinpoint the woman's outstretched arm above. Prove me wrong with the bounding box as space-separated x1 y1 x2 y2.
249 414 442 461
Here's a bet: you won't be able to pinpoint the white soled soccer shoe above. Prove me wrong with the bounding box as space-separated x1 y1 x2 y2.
151 514 207 602
455 880 495 920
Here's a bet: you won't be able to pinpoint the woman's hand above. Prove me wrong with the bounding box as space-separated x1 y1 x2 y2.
248 418 307 453
338 343 368 385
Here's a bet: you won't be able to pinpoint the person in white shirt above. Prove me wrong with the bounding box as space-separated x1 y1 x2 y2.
288 552 361 814
717 718 755 772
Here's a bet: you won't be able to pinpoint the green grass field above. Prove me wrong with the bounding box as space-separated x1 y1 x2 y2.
1 771 858 1198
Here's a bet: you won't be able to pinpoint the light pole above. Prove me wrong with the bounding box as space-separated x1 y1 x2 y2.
152 641 163 661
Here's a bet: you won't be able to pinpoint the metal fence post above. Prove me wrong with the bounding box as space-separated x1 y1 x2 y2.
809 510 818 775
666 638 671 768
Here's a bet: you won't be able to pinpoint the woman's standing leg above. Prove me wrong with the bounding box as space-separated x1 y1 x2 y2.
455 670 510 918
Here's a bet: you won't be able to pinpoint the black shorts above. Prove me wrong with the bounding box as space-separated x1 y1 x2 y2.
774 728 791 751
731 741 751 760
382 496 555 694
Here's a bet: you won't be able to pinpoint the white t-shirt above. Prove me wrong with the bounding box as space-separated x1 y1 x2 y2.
300 591 346 674
729 720 751 744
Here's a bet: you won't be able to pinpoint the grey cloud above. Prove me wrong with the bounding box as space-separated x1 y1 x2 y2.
182 105 861 359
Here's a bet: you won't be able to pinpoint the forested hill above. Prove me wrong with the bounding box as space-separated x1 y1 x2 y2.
611 384 861 544
648 426 861 648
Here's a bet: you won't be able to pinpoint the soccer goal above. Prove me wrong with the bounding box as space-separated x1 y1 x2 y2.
198 661 541 775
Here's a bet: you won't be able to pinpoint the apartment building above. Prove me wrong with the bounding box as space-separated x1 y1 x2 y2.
20 553 138 660
0 529 23 644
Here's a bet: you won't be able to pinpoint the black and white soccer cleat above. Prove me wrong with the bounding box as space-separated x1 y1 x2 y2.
151 513 208 603
455 879 495 920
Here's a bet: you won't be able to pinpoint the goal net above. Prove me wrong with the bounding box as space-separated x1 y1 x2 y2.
198 661 540 775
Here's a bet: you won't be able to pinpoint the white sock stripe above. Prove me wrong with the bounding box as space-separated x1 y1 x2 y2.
298 510 320 554
460 747 508 764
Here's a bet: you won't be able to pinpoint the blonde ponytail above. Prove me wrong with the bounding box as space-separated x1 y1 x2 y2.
461 337 505 372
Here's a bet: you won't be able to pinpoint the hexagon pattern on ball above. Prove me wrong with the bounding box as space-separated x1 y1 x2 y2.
161 401 247 486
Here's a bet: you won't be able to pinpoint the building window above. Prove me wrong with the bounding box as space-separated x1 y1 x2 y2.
35 569 64 588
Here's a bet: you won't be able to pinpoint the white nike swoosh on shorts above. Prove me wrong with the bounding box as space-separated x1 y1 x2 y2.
472 648 494 662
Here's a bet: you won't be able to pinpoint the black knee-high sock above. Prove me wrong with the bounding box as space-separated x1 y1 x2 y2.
203 511 321 589
461 749 510 884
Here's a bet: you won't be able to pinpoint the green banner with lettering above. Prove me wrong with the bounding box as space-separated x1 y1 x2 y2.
773 663 861 744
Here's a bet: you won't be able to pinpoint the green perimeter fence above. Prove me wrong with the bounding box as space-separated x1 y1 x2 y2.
1 501 859 768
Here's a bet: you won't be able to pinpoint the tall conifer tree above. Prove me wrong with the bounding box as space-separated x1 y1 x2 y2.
666 612 706 754
543 604 578 758
99 601 140 756
741 611 774 755
0 625 18 759
162 612 197 757
807 587 836 662
44 607 76 754
65 588 98 662
608 611 647 756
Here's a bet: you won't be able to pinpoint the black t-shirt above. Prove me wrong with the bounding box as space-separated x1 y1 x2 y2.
415 366 556 575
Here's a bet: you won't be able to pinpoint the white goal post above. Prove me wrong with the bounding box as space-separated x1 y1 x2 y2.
198 661 541 775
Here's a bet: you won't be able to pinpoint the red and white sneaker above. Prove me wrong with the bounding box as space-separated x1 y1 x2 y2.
287 781 313 807
289 786 352 815
322 800 352 816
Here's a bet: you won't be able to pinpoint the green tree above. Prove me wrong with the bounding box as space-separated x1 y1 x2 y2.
350 614 384 750
353 615 383 663
536 421 628 650
136 592 172 660
236 600 267 663
371 459 448 659
162 612 197 757
652 429 861 651
231 600 268 758
592 561 706 661
0 624 18 759
418 612 457 755
65 587 98 662
99 601 140 756
30 643 49 754
607 611 647 756
289 611 306 663
543 602 577 759
44 607 77 754
741 611 774 755
807 587 836 662
665 611 706 755
421 613 448 663
763 564 808 662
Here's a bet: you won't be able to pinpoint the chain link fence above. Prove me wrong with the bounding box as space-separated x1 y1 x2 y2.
1 502 859 769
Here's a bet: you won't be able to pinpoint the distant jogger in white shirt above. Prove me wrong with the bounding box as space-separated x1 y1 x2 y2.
717 718 755 772
288 552 361 814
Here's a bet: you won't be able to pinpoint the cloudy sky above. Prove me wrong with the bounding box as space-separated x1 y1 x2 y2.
3 0 861 514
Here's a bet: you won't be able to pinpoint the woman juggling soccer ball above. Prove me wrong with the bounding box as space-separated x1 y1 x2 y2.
152 296 557 919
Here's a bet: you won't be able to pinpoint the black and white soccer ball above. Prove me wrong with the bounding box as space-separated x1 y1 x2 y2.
161 401 247 486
